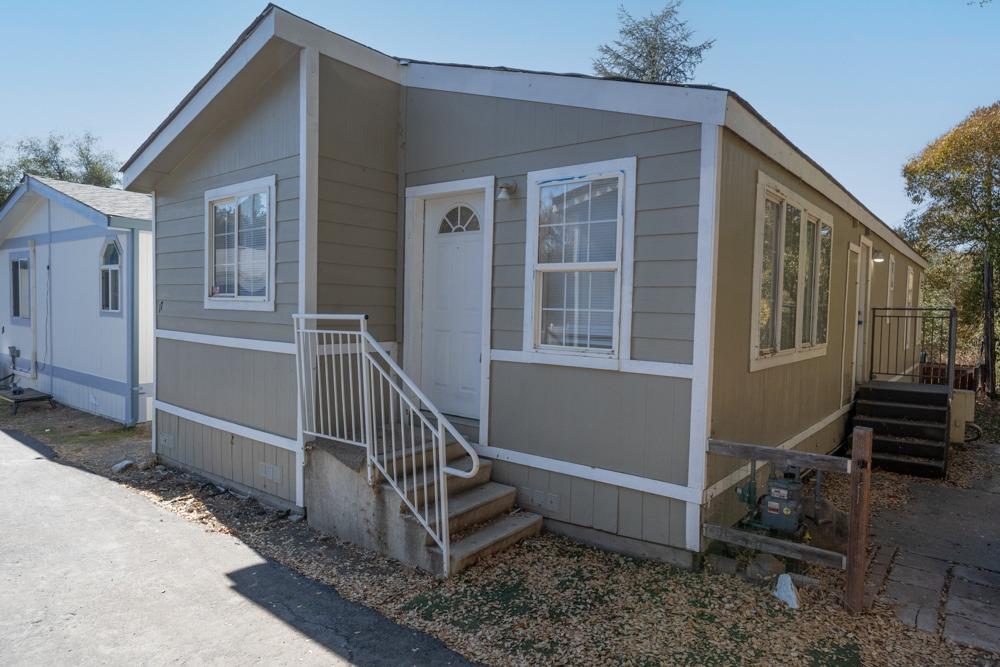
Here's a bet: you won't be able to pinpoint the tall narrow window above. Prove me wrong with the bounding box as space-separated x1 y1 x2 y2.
100 241 121 313
780 204 801 350
758 199 781 353
525 158 633 357
816 224 832 344
10 257 29 320
752 172 833 370
802 218 818 346
204 176 275 311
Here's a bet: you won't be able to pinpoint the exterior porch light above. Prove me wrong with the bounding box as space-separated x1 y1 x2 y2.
872 249 885 263
496 181 517 200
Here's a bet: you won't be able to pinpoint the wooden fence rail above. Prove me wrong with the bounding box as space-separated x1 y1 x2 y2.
704 426 873 614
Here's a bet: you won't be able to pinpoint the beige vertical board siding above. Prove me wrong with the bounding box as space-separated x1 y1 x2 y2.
153 54 300 342
489 362 690 486
404 88 701 363
491 459 687 549
706 129 925 513
316 56 400 342
156 409 296 504
156 339 297 439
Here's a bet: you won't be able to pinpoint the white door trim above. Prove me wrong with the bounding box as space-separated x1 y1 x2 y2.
858 236 874 385
403 176 495 441
840 242 862 406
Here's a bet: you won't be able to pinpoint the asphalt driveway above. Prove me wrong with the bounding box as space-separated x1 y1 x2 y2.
0 429 470 666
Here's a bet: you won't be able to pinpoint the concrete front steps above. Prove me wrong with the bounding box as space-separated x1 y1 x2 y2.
305 434 541 576
853 382 950 478
379 440 542 574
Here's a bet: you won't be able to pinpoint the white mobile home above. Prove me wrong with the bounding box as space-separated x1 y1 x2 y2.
123 5 932 574
0 175 153 424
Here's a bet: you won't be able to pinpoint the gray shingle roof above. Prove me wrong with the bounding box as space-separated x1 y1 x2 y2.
31 175 151 221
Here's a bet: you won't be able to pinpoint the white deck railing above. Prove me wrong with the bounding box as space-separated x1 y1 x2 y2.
293 313 480 575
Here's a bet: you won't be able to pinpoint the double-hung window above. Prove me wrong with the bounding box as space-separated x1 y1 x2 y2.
100 241 121 313
523 158 635 359
204 175 276 311
752 172 833 370
10 255 30 322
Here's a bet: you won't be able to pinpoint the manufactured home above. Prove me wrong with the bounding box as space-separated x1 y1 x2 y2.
123 5 934 573
0 175 153 425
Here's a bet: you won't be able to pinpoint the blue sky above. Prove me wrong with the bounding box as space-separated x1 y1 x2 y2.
1 0 997 226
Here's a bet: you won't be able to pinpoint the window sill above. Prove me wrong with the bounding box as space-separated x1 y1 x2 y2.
99 309 123 318
749 345 828 372
9 317 30 327
203 298 275 312
491 349 620 371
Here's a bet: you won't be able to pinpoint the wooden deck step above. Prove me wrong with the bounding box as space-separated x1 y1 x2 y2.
869 451 946 477
872 434 947 460
854 415 947 441
855 399 948 423
857 382 950 407
444 511 543 574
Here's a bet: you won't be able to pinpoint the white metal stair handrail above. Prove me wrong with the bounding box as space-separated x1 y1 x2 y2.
293 313 480 575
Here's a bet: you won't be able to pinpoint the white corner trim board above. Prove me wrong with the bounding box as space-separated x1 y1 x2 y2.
154 400 299 453
475 444 701 505
685 124 722 552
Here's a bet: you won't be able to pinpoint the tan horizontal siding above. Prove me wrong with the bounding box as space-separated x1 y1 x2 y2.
316 55 400 342
154 54 300 343
406 88 700 362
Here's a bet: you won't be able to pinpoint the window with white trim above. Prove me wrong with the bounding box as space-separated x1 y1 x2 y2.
524 158 634 357
100 240 121 313
752 172 833 370
10 256 29 320
204 176 275 311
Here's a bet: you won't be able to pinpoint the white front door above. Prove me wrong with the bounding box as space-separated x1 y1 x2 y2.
420 194 484 419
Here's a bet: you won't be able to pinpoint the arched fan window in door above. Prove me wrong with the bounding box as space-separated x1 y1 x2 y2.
438 205 480 233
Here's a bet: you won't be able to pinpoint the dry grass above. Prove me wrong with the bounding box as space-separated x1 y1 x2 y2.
3 400 998 666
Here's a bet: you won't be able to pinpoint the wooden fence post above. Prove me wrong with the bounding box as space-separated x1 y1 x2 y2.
845 426 873 613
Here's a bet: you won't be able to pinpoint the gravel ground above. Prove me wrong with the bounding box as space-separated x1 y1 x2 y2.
3 400 999 666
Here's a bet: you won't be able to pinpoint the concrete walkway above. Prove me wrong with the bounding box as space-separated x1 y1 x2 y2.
871 441 1000 654
0 430 471 666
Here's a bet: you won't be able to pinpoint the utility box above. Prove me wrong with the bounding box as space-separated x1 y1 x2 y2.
950 389 976 444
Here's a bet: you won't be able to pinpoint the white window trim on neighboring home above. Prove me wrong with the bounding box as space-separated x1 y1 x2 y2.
9 251 31 325
203 175 277 311
521 157 636 366
100 240 123 315
750 171 834 372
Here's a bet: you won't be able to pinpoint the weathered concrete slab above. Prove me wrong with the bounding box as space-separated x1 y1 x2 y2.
883 579 940 607
887 563 947 591
895 603 939 632
872 441 1000 653
951 578 1000 607
943 614 1000 654
953 564 1000 590
945 593 1000 627
872 482 1000 571
893 551 950 577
